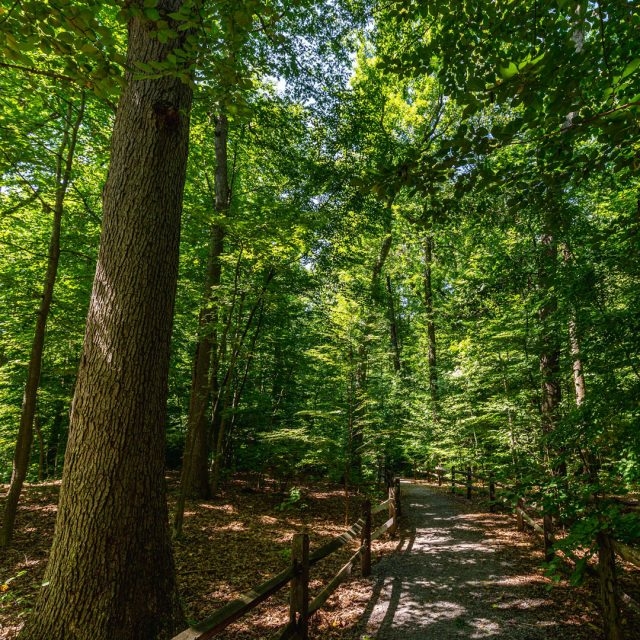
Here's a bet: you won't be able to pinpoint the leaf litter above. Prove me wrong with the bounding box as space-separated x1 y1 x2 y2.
1 477 638 639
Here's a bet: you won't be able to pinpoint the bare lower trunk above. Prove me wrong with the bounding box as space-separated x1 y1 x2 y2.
597 532 622 640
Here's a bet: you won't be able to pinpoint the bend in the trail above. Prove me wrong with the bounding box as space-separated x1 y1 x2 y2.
358 481 599 639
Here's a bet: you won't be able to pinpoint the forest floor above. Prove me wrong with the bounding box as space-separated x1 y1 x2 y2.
1 476 639 639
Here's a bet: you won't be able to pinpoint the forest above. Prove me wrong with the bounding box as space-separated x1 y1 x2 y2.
0 0 639 638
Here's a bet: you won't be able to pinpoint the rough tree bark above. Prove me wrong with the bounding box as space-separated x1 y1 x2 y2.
0 94 85 548
19 2 193 638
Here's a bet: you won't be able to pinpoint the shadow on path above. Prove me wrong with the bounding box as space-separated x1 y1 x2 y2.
357 482 595 639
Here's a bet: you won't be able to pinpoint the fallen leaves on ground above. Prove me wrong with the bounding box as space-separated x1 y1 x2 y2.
0 475 394 640
1 477 638 640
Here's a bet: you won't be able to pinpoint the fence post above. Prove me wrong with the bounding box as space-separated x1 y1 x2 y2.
543 513 554 562
466 466 472 500
394 478 402 517
361 500 372 577
597 532 622 640
290 533 309 640
388 486 398 537
451 467 455 494
516 498 524 531
489 474 495 513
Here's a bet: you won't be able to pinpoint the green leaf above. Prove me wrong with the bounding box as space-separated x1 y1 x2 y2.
499 62 518 80
621 58 640 81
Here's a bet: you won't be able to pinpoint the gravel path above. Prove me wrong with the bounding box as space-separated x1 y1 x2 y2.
358 481 598 639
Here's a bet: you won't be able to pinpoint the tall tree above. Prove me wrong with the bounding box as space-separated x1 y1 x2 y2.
178 113 229 504
0 92 85 547
19 1 194 637
422 231 438 418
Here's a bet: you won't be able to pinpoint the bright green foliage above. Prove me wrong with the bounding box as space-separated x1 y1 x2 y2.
0 0 638 586
0 66 111 479
0 0 126 101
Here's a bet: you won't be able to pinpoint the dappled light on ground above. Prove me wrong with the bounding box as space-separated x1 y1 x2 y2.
2 478 636 639
358 482 604 639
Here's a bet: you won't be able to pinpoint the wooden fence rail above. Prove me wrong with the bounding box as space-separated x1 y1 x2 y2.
173 481 401 640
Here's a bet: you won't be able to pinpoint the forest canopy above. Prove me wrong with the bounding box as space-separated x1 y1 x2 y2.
0 0 639 636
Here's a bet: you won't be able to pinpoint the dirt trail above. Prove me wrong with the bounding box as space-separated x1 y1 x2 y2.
357 481 599 639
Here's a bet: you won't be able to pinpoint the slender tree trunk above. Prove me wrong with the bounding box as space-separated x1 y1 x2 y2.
210 379 234 495
386 275 401 372
230 301 265 437
536 208 563 560
19 3 193 637
46 401 65 478
174 116 228 535
498 352 519 472
209 270 273 494
349 229 393 483
209 237 243 476
569 317 586 405
34 411 44 482
180 116 229 497
181 221 222 501
0 95 84 548
538 218 562 472
568 304 597 476
423 234 438 417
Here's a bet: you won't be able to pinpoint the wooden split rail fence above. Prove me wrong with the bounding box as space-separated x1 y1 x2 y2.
427 466 640 562
173 479 402 640
422 466 640 640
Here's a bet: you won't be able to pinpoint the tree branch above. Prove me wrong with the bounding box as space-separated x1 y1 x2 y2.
0 62 76 84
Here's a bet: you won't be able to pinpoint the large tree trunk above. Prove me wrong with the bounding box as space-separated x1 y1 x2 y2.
0 94 84 548
19 3 193 638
